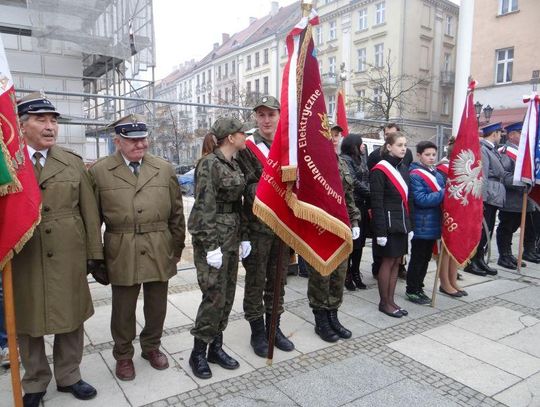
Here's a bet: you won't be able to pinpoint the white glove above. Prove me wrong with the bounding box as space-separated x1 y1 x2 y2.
206 247 223 269
376 237 387 247
352 227 360 240
240 241 252 259
408 231 414 240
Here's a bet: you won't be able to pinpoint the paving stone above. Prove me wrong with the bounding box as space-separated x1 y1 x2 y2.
499 321 540 358
84 304 115 345
135 298 192 330
493 371 540 407
168 291 202 321
216 385 297 407
458 280 528 303
498 286 540 309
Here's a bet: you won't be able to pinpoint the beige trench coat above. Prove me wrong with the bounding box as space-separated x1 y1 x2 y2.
89 152 185 286
12 146 104 337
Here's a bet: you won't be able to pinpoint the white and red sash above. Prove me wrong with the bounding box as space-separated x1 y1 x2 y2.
498 145 518 161
245 135 270 165
436 162 449 176
372 160 409 214
410 168 441 193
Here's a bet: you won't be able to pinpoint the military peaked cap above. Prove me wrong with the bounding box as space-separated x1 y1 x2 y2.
17 91 60 117
110 114 148 138
481 122 502 137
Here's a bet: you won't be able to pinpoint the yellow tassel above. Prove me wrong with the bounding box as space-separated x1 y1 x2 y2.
281 165 297 183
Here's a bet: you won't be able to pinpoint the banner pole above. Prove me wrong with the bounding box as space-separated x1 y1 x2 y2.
266 240 286 365
2 261 23 407
516 191 528 274
431 244 444 307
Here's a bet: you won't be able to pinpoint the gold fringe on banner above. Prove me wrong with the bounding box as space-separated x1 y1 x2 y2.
253 197 351 276
0 209 41 270
281 165 297 183
441 239 478 268
0 125 22 196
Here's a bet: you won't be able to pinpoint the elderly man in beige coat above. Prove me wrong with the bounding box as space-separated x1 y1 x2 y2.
89 114 185 381
12 92 104 407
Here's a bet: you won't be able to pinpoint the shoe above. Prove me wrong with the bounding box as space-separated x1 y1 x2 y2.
0 347 10 368
457 273 463 280
406 292 430 305
458 290 468 296
57 379 97 400
477 258 497 275
522 251 540 263
207 333 239 370
249 318 269 358
313 310 340 342
327 310 352 339
351 270 367 289
464 261 487 276
508 255 526 267
115 359 135 381
418 291 431 302
439 286 463 297
189 338 212 379
378 304 403 318
344 271 356 291
266 313 295 351
397 308 408 316
22 391 46 407
298 269 309 278
142 349 169 370
398 265 407 280
497 255 517 270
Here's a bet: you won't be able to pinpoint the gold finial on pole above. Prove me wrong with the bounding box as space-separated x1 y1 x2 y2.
301 1 312 16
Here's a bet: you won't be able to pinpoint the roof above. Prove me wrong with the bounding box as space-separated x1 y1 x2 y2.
243 2 302 47
486 107 527 129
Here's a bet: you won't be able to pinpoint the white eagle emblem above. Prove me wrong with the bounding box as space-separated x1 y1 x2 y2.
447 149 483 206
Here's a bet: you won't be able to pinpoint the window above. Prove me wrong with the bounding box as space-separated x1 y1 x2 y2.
329 56 336 74
496 47 513 84
358 8 367 30
373 87 382 106
231 60 236 74
217 66 222 79
357 48 366 72
499 0 518 15
196 75 200 86
316 27 323 45
264 48 269 64
329 21 337 40
443 53 451 72
255 52 260 67
225 88 229 103
263 76 269 94
255 78 260 96
356 89 366 112
318 59 323 74
375 2 385 25
442 93 449 115
224 63 228 78
218 90 222 102
247 55 252 70
374 43 384 67
420 45 429 70
202 72 205 83
328 95 336 116
246 81 251 95
445 16 453 36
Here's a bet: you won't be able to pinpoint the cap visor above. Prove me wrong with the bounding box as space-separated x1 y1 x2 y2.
119 131 148 138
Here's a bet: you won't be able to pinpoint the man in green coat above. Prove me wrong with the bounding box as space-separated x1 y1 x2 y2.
89 114 185 381
12 92 104 406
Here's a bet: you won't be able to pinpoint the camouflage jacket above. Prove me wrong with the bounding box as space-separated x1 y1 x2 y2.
188 149 247 251
338 154 361 227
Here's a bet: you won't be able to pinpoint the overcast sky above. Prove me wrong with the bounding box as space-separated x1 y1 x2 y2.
153 0 460 80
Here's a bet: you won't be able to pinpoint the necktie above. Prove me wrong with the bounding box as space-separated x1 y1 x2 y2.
129 161 140 177
33 152 43 179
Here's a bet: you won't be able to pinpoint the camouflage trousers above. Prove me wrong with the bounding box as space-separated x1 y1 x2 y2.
242 231 288 322
307 260 347 310
190 237 240 344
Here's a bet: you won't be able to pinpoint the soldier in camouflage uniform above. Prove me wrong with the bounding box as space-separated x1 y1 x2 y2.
306 124 361 342
237 95 295 358
188 117 251 379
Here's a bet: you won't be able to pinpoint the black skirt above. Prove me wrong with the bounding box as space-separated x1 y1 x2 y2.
373 233 408 258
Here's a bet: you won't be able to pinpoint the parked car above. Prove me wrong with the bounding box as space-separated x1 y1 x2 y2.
175 164 194 175
177 168 195 196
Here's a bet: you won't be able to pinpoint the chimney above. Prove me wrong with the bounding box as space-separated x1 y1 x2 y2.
249 17 257 25
271 1 279 16
222 33 230 44
213 42 219 50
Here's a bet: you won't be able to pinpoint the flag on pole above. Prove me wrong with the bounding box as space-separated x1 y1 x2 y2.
253 8 352 275
0 36 41 269
335 89 349 136
513 94 538 186
441 81 483 266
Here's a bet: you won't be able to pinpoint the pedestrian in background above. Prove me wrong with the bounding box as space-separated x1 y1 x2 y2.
188 117 250 379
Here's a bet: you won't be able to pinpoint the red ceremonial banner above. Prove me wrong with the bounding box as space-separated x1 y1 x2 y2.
335 89 349 137
441 82 483 266
253 10 352 275
0 37 41 269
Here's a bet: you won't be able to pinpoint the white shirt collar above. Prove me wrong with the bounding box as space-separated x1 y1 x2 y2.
120 154 142 174
484 139 495 149
26 145 49 163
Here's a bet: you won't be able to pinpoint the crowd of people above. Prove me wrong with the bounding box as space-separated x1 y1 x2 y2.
4 91 539 407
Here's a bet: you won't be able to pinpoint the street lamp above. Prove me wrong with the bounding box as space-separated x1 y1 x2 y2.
474 101 494 125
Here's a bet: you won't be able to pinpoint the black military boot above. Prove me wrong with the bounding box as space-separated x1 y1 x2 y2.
189 338 212 379
313 310 339 342
351 270 367 289
497 254 517 270
207 333 239 370
266 313 295 351
522 250 540 263
249 318 269 358
508 254 526 268
344 269 356 291
477 257 497 275
464 260 487 276
327 310 352 339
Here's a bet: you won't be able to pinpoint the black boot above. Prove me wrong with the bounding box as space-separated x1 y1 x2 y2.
344 269 356 291
266 313 295 351
249 318 269 358
327 310 352 339
207 333 239 370
189 338 212 379
508 254 526 268
497 254 517 270
351 270 366 289
477 257 497 275
464 260 487 276
313 310 339 342
522 250 540 263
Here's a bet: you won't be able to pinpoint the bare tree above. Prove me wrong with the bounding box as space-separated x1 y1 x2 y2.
213 78 254 122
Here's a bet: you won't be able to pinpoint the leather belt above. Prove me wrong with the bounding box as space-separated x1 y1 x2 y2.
216 201 241 213
106 222 168 234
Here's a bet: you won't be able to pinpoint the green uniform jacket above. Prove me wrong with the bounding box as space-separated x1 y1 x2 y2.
338 155 361 227
12 145 104 337
90 152 185 286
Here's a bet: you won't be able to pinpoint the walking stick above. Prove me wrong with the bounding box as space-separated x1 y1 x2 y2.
266 239 286 365
2 261 23 407
516 191 528 273
431 244 445 307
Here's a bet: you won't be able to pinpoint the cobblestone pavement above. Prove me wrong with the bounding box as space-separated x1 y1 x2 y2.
1 198 539 406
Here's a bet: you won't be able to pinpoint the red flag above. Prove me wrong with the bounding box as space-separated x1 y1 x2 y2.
441 82 483 266
0 37 41 269
513 95 538 185
253 9 352 275
335 89 349 136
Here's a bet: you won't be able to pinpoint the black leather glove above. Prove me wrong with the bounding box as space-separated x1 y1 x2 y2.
87 259 109 286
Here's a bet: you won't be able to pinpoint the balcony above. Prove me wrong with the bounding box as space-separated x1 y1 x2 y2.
440 71 455 87
321 73 339 91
